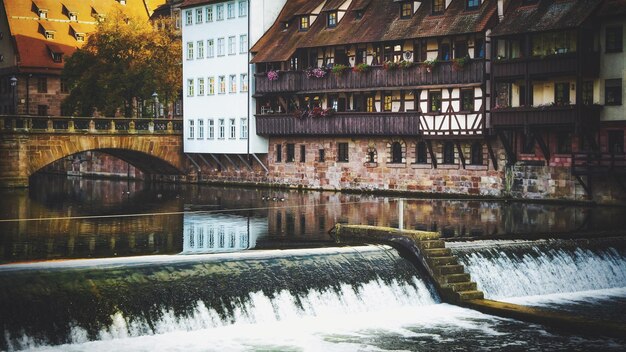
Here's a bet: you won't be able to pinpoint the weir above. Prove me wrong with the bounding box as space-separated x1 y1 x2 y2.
332 224 626 339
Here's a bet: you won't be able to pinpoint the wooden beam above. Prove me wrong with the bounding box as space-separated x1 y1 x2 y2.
223 154 240 171
237 154 253 171
534 131 550 161
251 153 269 173
486 139 499 171
497 130 517 165
455 141 466 169
209 153 225 171
426 140 437 169
574 175 592 197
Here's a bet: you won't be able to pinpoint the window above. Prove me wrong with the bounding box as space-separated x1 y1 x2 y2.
391 142 403 163
218 76 226 93
216 4 224 20
37 77 47 93
187 79 194 96
175 10 181 28
286 144 295 162
228 36 236 55
556 132 571 154
227 2 235 19
555 82 570 105
206 6 213 22
196 8 203 23
470 142 483 165
327 11 337 28
188 119 195 139
240 118 248 139
208 77 215 94
239 1 247 17
443 142 455 164
44 31 54 40
338 142 349 162
474 39 485 58
217 38 225 56
319 149 325 162
383 94 392 111
187 42 194 60
240 74 248 92
229 75 237 93
605 79 622 105
439 43 451 60
401 2 412 19
606 26 623 53
60 79 69 93
198 78 205 95
185 10 192 25
300 16 309 31
608 130 624 154
198 119 204 139
39 10 48 19
416 142 428 164
433 0 445 14
300 145 306 162
460 89 474 111
367 148 377 163
229 118 236 139
276 144 282 162
218 119 225 138
454 41 468 59
197 40 204 59
240 34 248 53
467 0 480 10
208 119 215 139
429 91 442 112
207 39 214 58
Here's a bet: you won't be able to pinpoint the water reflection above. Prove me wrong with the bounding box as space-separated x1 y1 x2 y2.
1 174 625 263
181 213 267 254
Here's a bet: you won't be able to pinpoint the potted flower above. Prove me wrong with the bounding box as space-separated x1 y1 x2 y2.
267 70 279 81
331 64 350 76
452 56 469 71
321 108 335 117
352 63 371 72
305 67 327 79
399 60 415 69
383 61 399 70
420 59 438 73
310 106 323 117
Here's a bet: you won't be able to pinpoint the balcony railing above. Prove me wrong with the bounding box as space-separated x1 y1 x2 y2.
572 153 626 176
0 115 183 134
490 105 602 128
255 60 484 95
492 52 600 78
256 112 421 136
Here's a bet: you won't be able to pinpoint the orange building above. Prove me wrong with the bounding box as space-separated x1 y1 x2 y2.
0 0 165 116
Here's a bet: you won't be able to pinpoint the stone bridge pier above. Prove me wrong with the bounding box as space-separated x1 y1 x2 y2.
0 116 187 187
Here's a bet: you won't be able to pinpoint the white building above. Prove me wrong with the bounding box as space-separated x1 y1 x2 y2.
181 0 286 165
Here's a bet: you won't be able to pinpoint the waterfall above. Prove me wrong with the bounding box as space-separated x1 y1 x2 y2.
0 246 438 351
451 240 626 300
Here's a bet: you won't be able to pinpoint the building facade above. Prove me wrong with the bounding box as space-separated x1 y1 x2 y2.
180 0 286 169
0 0 164 117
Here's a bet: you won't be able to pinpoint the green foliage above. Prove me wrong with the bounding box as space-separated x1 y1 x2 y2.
331 64 350 76
62 10 182 117
352 63 371 72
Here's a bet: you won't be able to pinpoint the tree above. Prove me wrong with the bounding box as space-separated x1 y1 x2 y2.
62 10 182 117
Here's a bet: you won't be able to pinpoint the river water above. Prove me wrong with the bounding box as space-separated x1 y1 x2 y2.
1 175 625 351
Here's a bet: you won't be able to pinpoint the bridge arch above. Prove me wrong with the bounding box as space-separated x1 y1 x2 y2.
1 128 186 187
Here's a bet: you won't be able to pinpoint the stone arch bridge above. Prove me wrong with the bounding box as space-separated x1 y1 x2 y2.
0 115 187 187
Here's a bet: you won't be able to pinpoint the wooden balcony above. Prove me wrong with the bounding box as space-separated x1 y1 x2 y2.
490 105 602 128
572 153 626 176
492 52 600 79
256 112 420 136
254 60 484 95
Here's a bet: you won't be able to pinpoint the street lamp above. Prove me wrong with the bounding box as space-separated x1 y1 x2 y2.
10 76 17 114
152 92 159 119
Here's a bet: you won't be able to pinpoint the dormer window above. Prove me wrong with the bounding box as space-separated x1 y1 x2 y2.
69 12 77 21
355 10 364 19
401 2 413 19
327 11 337 28
281 21 289 30
45 31 54 39
75 33 84 42
117 0 127 5
433 0 445 14
47 44 63 62
466 0 480 10
92 8 105 22
300 16 309 31
39 9 48 18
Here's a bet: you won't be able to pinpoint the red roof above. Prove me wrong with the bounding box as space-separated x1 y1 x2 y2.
251 0 498 63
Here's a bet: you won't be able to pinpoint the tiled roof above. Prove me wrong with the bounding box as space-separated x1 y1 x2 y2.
251 0 497 63
2 0 164 73
595 0 626 17
180 0 223 9
490 0 603 36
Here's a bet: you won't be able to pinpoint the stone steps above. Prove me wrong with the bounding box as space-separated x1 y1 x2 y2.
423 248 452 257
456 290 485 301
419 240 446 249
427 256 458 266
441 273 472 283
445 281 478 292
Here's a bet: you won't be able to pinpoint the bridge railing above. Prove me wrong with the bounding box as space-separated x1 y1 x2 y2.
0 115 183 134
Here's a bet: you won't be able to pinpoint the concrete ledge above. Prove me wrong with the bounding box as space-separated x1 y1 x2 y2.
333 224 440 243
462 299 626 339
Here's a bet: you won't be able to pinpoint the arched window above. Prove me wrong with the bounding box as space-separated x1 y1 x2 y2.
391 141 403 163
471 142 483 165
416 141 428 164
443 141 455 164
366 147 377 164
